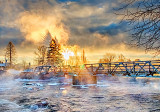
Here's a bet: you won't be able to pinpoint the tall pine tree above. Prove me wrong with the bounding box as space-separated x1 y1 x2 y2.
5 42 16 67
47 38 63 66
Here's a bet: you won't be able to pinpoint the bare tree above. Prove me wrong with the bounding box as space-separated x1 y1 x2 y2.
116 0 160 54
35 45 47 65
117 54 126 62
99 53 116 63
5 41 16 67
22 59 27 70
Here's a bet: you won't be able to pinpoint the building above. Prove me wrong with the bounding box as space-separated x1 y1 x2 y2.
0 63 7 70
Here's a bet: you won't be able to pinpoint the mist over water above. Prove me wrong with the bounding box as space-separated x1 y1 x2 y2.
0 71 160 112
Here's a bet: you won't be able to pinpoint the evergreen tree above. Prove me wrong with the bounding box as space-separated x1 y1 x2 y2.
5 41 16 67
47 38 63 66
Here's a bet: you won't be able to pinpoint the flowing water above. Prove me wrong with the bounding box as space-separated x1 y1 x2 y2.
0 73 160 112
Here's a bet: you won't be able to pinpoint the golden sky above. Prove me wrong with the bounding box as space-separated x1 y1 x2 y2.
0 0 159 64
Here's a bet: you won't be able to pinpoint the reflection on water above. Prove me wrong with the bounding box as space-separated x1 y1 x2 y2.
0 74 160 112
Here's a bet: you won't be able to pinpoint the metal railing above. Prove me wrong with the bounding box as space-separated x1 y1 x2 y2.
84 60 160 77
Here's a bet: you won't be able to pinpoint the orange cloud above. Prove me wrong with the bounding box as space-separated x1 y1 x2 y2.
17 11 69 44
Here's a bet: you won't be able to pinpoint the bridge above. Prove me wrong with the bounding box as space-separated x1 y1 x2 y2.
84 60 160 77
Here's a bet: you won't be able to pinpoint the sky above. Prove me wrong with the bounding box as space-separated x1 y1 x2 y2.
0 0 158 64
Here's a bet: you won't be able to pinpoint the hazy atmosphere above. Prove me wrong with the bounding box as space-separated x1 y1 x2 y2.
0 0 158 64
0 0 160 112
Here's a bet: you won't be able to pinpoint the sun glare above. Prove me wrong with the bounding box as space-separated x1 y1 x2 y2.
62 49 74 60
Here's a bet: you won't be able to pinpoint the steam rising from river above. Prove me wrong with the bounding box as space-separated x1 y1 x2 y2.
18 11 69 44
1 70 160 94
0 71 160 111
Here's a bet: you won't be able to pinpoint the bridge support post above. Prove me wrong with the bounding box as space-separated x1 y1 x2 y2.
72 70 97 85
133 62 135 76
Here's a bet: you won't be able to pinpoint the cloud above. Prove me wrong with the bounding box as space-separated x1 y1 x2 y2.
0 27 24 47
58 0 129 50
0 38 24 49
17 11 69 44
0 0 120 46
89 22 128 36
16 0 70 44
0 0 70 44
0 0 154 62
0 0 25 27
61 2 108 18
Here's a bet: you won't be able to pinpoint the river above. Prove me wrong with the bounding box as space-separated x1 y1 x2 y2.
0 73 160 112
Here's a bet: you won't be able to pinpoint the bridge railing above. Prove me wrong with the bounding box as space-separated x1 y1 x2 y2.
84 60 160 76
